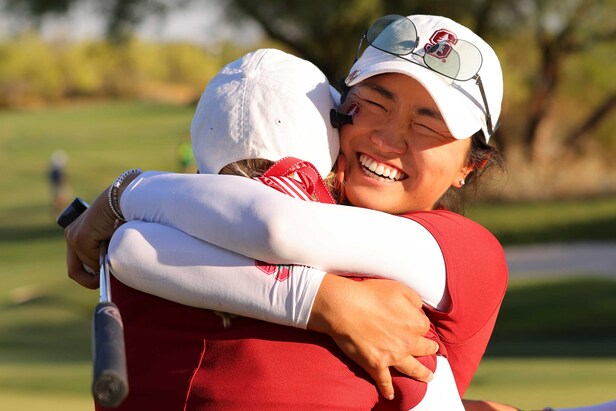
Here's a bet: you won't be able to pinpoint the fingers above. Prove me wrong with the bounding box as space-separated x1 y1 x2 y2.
393 355 434 383
64 212 100 270
67 246 99 289
411 336 440 358
371 366 394 401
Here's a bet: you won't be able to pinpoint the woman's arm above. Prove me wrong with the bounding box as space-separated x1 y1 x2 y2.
65 174 440 398
108 219 439 397
120 171 447 309
108 220 324 328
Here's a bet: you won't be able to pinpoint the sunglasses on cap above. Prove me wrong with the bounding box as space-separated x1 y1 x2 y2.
355 14 495 137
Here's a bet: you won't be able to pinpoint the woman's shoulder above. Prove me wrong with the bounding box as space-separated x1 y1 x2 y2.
402 209 506 268
402 209 497 240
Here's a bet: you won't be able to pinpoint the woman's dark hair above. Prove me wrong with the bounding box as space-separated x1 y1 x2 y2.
435 131 505 214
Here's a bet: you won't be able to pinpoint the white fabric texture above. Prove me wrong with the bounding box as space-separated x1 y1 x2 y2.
120 171 447 311
411 356 464 411
108 220 324 329
191 48 339 177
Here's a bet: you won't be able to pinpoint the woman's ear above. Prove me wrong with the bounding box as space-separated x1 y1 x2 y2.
453 164 475 188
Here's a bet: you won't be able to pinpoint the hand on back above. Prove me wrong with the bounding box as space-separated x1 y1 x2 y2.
308 275 438 400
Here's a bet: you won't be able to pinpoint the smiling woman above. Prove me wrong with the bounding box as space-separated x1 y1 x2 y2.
336 73 479 214
66 13 508 411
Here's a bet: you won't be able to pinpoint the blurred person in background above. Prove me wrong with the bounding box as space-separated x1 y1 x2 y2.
49 149 70 213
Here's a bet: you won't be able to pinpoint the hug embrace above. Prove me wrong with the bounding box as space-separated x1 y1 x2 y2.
66 12 518 411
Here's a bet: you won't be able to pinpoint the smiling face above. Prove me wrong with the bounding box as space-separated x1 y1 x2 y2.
337 73 475 214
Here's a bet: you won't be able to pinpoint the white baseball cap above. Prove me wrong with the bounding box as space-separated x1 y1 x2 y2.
191 48 340 177
345 14 503 142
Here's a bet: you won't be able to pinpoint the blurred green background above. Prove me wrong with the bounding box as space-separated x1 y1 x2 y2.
1 0 615 410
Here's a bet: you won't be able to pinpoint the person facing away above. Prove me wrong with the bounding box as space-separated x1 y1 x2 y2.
66 14 509 410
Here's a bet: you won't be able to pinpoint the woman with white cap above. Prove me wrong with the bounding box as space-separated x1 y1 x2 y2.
109 46 466 411
68 46 446 410
66 14 508 410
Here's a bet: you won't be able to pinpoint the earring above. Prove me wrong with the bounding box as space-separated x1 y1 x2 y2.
459 179 465 186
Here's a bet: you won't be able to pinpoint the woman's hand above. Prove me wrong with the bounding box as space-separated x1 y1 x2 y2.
65 170 141 288
64 186 117 288
308 275 439 400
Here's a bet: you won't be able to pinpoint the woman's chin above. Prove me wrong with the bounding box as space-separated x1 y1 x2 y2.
346 188 396 213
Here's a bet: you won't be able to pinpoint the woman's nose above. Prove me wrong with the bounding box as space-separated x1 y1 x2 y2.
370 129 407 154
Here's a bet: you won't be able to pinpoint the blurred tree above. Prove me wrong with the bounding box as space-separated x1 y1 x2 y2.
511 0 616 161
3 0 192 43
224 0 512 85
225 0 615 164
3 0 614 165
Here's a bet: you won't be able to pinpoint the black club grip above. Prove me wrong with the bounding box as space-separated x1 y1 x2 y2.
56 197 90 228
57 197 129 407
92 301 129 408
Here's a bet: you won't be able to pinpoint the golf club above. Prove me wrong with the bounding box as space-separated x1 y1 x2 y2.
57 197 129 408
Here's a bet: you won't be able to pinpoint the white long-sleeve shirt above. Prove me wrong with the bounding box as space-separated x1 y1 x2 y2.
108 171 463 410
113 171 447 327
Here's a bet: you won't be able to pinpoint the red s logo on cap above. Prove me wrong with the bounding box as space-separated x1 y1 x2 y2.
425 29 458 60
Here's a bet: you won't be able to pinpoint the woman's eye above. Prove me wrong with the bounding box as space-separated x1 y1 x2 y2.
412 122 441 136
364 99 388 112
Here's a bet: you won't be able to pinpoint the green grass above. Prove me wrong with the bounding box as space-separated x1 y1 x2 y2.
489 278 616 354
466 358 616 409
467 197 616 245
1 101 615 409
0 101 194 227
464 277 616 409
0 101 193 410
0 234 94 410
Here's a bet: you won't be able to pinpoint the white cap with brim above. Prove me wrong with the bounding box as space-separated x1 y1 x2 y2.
345 14 503 143
191 48 339 177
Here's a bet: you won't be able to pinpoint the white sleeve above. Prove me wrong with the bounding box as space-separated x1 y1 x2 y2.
121 171 447 309
108 220 325 329
411 357 464 411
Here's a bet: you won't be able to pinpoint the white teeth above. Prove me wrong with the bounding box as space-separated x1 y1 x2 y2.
359 154 405 181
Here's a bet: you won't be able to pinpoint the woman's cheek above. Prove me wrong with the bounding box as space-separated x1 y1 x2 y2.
336 152 347 174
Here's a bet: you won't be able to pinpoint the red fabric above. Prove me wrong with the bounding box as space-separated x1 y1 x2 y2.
97 276 223 411
403 210 509 396
184 317 379 410
258 156 336 204
104 277 435 411
100 160 494 410
181 274 438 411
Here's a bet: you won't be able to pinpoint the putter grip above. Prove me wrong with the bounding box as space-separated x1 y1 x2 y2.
56 197 90 228
92 301 129 408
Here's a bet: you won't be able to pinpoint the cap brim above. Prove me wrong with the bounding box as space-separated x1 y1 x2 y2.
346 50 485 139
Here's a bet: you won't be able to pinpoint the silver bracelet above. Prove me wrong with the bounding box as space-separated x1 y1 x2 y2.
108 168 142 224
